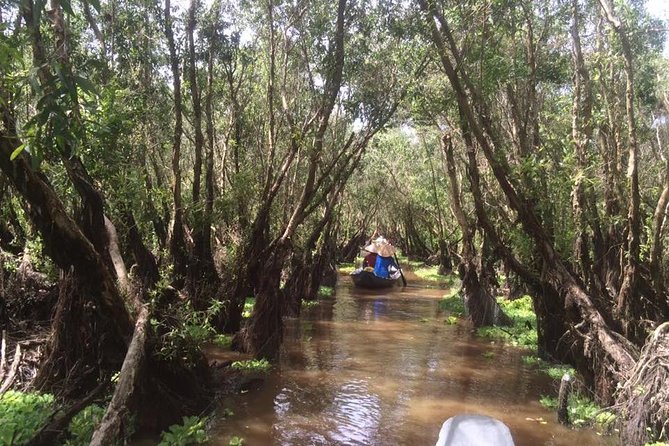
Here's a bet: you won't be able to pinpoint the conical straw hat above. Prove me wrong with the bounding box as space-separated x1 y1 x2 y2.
377 243 395 257
363 243 379 253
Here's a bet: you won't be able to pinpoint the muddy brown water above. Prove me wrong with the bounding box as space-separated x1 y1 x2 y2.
207 274 618 446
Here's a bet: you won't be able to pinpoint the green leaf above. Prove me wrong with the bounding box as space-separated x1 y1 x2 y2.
60 0 74 15
75 76 97 94
10 144 26 160
87 0 101 11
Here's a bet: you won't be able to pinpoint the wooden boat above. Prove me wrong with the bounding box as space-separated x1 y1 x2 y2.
350 268 401 289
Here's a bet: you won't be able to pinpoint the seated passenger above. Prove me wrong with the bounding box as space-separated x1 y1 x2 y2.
373 242 397 278
363 251 378 269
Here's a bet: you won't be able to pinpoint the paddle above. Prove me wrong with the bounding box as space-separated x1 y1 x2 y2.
393 254 407 287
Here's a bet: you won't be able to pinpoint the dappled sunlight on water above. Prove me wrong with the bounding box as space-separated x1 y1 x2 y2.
208 276 618 446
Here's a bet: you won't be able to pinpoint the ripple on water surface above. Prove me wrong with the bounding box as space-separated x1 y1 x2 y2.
210 281 618 446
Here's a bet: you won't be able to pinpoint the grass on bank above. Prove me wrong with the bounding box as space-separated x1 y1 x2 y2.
439 290 620 436
476 295 538 349
539 393 616 432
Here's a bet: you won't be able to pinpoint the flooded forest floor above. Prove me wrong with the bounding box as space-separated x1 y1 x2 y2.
203 266 619 446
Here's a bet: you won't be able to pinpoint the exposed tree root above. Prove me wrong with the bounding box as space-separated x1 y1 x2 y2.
33 272 127 398
617 322 669 444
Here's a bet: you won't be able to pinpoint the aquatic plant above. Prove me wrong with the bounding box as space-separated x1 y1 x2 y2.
318 285 335 297
229 436 245 446
213 334 233 348
231 359 272 374
158 416 209 446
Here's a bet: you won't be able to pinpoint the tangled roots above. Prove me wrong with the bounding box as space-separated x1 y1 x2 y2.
617 322 669 444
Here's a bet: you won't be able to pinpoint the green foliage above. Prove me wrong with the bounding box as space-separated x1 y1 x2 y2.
230 359 271 374
539 393 615 430
444 315 459 325
482 351 495 360
229 436 245 446
317 286 334 298
476 296 537 349
64 404 106 446
412 264 443 282
567 395 611 428
545 365 576 381
539 395 557 409
0 392 110 446
152 300 221 366
242 298 255 319
522 355 576 381
158 416 209 446
521 355 542 366
301 300 319 309
213 334 233 349
438 289 465 314
338 263 356 274
0 391 54 445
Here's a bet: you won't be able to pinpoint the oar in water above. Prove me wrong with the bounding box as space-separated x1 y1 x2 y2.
393 254 407 287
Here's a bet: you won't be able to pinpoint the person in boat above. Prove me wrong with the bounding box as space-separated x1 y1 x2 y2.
362 250 378 269
362 241 379 270
373 240 398 279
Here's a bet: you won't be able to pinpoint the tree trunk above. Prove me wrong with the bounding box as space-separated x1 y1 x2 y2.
570 0 594 285
420 0 636 390
0 136 133 395
443 134 501 327
164 0 189 283
649 102 669 309
243 240 288 359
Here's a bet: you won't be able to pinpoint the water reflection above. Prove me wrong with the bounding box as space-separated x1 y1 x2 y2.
209 278 618 446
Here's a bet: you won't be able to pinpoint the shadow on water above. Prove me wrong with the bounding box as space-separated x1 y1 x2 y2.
208 275 618 446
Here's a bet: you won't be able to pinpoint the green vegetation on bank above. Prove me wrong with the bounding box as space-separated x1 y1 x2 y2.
0 391 105 446
540 394 616 432
439 288 465 314
317 286 334 298
439 290 618 436
476 296 537 349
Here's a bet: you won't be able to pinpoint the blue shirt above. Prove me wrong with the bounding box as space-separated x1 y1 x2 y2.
374 255 395 278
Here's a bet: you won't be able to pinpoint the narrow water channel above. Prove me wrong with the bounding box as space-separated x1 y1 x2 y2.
209 274 617 446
